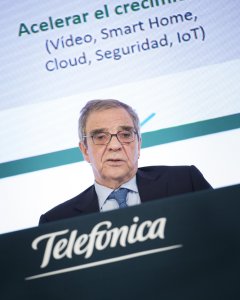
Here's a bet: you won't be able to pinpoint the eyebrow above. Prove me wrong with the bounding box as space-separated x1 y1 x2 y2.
89 126 135 135
118 126 135 131
89 128 108 136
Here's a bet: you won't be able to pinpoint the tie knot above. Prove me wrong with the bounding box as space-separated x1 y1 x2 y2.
107 188 129 208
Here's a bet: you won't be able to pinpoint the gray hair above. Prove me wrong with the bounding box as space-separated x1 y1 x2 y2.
78 99 140 143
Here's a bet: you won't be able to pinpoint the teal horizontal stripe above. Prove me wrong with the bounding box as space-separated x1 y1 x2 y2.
141 113 240 148
0 113 239 179
0 148 84 179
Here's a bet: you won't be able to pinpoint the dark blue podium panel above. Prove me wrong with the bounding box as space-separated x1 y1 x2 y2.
1 184 240 300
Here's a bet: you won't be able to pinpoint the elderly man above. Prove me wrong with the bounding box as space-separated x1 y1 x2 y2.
39 99 212 224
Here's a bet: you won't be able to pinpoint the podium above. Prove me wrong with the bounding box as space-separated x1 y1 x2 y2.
1 184 240 299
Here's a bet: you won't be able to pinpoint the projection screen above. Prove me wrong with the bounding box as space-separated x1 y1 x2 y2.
0 0 239 233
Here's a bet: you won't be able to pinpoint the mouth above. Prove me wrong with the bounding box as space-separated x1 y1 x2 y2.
106 159 125 165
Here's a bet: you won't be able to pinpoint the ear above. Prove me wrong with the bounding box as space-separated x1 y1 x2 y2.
79 142 90 163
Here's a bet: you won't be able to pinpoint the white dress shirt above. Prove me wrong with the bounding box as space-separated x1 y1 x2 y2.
95 176 141 212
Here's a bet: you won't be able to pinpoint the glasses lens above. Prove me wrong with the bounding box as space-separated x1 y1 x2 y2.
92 132 109 144
92 130 136 144
117 130 135 143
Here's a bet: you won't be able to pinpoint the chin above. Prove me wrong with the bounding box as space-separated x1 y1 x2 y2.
110 172 132 183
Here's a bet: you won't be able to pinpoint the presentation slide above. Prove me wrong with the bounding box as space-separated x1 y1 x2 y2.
0 0 239 233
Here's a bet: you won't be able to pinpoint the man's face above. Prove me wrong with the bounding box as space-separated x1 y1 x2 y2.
79 108 141 189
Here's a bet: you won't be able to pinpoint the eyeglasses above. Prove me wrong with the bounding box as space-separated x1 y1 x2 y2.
83 130 137 145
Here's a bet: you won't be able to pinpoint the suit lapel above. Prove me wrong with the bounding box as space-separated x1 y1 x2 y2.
137 168 168 203
74 185 99 214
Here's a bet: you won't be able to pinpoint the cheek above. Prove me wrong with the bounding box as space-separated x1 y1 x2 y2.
126 145 139 163
88 148 104 166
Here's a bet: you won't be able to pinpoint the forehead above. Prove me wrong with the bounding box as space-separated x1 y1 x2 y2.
85 108 134 132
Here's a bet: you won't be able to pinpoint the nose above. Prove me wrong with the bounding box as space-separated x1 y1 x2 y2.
107 134 122 150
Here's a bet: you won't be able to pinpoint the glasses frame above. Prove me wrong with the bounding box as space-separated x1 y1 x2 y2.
83 130 138 145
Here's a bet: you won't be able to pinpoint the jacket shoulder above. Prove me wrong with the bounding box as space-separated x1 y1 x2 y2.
138 165 212 190
39 185 95 224
138 165 192 178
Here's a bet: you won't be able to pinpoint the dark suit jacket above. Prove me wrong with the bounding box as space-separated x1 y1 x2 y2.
39 165 212 224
